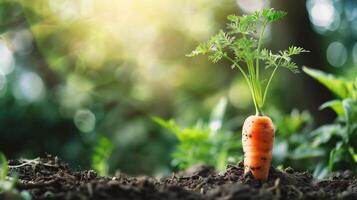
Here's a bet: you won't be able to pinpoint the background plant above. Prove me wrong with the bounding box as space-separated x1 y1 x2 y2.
91 136 113 176
302 67 357 178
269 108 314 168
0 153 32 200
154 98 241 171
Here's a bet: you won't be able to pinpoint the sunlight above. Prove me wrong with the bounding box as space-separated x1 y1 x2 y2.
236 0 268 13
310 2 334 27
0 40 15 75
14 72 45 102
307 0 339 32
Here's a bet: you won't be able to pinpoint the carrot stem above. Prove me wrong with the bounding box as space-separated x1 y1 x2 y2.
263 65 278 106
223 55 261 115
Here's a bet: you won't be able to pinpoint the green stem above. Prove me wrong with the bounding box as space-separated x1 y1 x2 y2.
255 21 268 83
247 58 262 115
252 21 267 115
223 55 260 115
263 65 278 105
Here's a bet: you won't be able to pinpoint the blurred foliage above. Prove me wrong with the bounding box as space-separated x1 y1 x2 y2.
0 153 8 183
0 0 238 174
91 136 113 176
0 0 354 176
0 153 31 200
302 67 357 178
269 108 314 168
306 0 357 71
154 98 241 171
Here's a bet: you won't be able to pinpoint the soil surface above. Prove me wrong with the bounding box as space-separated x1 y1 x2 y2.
2 155 357 200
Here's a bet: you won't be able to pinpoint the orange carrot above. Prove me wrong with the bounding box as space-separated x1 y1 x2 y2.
242 115 275 180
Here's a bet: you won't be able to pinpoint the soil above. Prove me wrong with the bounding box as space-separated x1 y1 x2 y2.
2 155 357 200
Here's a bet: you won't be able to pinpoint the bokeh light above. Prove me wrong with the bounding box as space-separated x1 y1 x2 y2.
307 0 340 32
310 1 334 27
13 72 45 103
326 41 347 68
74 109 96 133
49 0 88 21
58 74 94 114
228 80 252 109
0 40 15 75
236 0 268 13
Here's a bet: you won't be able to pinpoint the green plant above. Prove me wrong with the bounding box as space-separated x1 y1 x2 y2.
0 152 12 193
303 67 357 177
269 109 314 166
91 136 113 176
187 8 308 115
153 98 241 171
0 153 31 200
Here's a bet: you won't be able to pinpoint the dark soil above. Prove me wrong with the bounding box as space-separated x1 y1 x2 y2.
2 155 357 200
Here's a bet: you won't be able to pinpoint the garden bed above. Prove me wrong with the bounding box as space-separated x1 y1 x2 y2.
2 155 357 200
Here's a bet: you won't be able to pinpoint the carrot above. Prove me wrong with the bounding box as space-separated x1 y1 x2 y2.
187 8 307 180
242 115 274 180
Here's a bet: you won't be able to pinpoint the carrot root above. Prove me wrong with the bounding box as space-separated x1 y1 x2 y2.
242 115 275 181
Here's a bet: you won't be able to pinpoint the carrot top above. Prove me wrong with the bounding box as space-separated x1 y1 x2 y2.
187 8 308 115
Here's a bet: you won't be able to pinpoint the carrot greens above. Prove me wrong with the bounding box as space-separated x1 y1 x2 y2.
187 8 308 115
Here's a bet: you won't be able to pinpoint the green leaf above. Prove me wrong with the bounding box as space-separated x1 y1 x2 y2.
227 14 258 35
216 149 228 171
289 143 324 159
261 8 287 22
231 38 257 61
319 100 344 117
227 14 239 22
343 99 357 137
329 142 356 171
313 162 329 179
152 117 180 135
261 47 307 73
343 99 357 123
208 50 224 63
311 124 342 147
348 147 357 163
91 136 113 176
288 46 309 55
0 153 8 180
271 109 312 139
303 67 354 99
186 42 211 57
177 128 209 141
